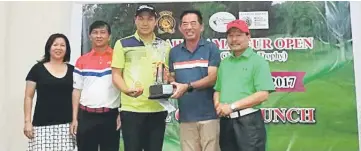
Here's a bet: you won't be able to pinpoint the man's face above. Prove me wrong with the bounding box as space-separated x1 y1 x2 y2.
89 26 110 48
179 13 203 41
135 11 156 35
226 28 250 52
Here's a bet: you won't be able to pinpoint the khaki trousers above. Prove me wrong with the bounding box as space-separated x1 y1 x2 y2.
180 119 220 151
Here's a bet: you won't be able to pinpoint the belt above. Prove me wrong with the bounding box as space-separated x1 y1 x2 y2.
79 104 115 113
226 108 259 119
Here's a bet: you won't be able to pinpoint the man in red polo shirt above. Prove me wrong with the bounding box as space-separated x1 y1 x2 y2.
70 21 121 151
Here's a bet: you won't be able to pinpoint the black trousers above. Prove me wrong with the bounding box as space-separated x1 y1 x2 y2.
76 109 120 151
220 110 266 151
121 111 168 151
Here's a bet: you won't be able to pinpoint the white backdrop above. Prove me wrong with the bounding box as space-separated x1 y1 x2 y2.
350 1 361 150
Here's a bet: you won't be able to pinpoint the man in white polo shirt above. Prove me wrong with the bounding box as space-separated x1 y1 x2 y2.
70 21 121 151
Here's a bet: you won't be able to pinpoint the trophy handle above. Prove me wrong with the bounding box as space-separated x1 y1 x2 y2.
155 63 159 84
161 63 164 84
155 62 164 84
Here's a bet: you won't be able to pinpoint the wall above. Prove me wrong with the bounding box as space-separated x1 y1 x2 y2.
0 1 9 150
0 2 75 150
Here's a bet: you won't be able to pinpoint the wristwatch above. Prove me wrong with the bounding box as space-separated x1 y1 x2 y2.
230 103 237 112
187 83 194 92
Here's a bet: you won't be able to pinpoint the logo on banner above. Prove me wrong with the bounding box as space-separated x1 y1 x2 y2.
243 16 252 26
157 11 176 34
209 12 236 33
239 11 269 29
175 109 179 121
220 51 231 60
166 114 172 122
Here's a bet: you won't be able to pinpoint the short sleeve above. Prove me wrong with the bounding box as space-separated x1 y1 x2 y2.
73 58 84 90
254 60 275 92
168 48 175 73
209 43 221 67
111 40 125 69
26 63 39 82
213 62 223 92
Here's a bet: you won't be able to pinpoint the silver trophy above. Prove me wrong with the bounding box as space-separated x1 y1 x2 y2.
148 62 174 99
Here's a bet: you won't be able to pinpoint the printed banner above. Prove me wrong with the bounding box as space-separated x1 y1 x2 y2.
271 72 306 92
81 1 359 151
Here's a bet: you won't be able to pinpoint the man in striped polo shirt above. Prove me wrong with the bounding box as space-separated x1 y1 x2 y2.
70 21 121 151
111 4 171 151
168 10 221 151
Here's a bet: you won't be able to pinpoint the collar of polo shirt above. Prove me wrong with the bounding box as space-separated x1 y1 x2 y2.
180 38 206 51
230 47 253 59
134 30 156 44
90 46 113 56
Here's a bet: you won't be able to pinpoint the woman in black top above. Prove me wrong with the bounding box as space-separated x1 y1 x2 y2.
23 33 75 151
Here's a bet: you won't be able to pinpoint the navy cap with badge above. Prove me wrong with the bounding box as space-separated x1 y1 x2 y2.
135 4 157 17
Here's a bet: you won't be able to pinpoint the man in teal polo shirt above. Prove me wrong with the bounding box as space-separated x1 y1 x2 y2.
214 19 275 151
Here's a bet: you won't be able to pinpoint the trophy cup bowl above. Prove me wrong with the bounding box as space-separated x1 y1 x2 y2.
148 62 174 99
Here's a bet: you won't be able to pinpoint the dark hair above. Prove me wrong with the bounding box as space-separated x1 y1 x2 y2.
180 10 203 24
39 33 71 63
89 20 111 35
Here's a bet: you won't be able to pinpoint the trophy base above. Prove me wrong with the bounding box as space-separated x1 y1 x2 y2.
148 84 174 99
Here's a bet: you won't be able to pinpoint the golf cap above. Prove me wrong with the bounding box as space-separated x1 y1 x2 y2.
226 19 250 34
135 4 157 17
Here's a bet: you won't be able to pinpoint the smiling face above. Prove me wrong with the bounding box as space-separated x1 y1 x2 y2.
49 37 67 61
179 13 203 41
226 27 250 52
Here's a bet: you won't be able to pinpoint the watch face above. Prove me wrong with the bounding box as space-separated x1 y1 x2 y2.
231 104 236 111
187 83 193 92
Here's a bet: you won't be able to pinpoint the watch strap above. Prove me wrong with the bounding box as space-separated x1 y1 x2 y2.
187 83 194 92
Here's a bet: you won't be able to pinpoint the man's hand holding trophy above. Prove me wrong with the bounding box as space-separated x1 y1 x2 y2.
125 87 144 98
